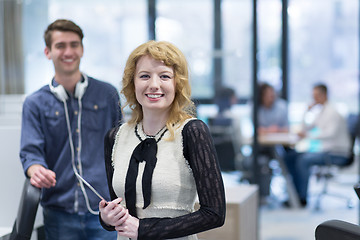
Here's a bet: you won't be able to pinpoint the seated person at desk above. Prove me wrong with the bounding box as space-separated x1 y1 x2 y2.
258 82 289 135
208 87 242 171
284 83 351 207
257 82 290 198
214 87 242 147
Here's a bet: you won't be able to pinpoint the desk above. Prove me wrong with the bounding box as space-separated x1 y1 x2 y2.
258 132 299 147
196 184 259 240
258 133 301 208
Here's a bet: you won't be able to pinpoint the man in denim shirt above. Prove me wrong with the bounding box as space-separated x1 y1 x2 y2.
20 19 121 239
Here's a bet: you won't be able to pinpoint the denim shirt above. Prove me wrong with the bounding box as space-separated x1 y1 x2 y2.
20 76 121 214
258 98 289 128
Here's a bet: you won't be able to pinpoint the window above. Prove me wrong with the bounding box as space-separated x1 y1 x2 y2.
156 0 213 99
222 0 253 100
258 0 282 91
289 0 359 114
22 0 147 94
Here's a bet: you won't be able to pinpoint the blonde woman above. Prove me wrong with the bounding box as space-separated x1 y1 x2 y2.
99 40 225 240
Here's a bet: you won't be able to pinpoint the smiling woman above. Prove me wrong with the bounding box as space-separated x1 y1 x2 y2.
99 40 226 240
121 40 193 140
134 55 176 128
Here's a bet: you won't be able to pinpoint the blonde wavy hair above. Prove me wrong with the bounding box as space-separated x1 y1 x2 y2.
121 40 196 140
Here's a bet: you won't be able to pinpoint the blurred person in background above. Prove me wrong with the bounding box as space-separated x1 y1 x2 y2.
258 82 289 135
255 82 290 200
284 83 351 207
213 87 243 159
206 87 245 172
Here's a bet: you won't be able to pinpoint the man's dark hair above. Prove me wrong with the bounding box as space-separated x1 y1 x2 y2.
215 87 236 113
314 83 328 96
44 19 84 49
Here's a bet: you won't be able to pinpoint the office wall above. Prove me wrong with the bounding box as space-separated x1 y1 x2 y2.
0 95 44 231
0 125 24 227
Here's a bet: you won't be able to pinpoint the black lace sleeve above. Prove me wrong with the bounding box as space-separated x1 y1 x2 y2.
104 126 120 201
138 119 226 240
100 126 120 231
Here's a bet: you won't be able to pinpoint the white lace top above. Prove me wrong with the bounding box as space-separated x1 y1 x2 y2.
102 119 225 240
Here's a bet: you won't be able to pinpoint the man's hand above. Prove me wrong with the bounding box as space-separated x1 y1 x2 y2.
297 130 306 139
27 164 56 188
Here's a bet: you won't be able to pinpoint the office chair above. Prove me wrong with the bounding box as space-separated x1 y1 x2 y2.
315 186 360 240
313 114 359 210
207 116 240 171
315 219 360 240
9 178 41 240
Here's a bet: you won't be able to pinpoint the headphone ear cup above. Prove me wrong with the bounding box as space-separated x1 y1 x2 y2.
74 76 88 99
50 85 68 101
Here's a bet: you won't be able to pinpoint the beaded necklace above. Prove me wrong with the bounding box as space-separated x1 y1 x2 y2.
135 123 168 143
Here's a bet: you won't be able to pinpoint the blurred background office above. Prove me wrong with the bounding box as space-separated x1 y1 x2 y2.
1 0 360 239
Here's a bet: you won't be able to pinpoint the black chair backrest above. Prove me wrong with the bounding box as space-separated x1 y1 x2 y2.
207 116 236 171
208 116 233 127
347 114 360 139
315 219 360 240
343 114 360 166
10 178 41 240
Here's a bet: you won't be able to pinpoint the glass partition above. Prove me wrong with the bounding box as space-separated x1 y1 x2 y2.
222 0 253 100
22 0 147 94
258 0 282 91
156 0 213 99
288 0 359 117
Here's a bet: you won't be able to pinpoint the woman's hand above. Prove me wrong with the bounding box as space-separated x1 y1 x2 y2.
99 197 129 227
115 214 139 240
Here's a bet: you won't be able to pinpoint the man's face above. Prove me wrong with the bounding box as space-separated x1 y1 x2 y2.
44 31 83 76
313 88 326 105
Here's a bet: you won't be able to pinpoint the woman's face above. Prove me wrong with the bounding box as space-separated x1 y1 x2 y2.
262 87 276 108
134 55 176 116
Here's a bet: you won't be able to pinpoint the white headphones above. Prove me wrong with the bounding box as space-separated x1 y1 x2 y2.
49 73 88 101
48 73 98 214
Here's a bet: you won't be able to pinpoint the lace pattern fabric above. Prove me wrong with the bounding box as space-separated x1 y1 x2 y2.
102 119 226 240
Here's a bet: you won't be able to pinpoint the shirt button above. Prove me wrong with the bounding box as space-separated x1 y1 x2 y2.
74 111 78 115
77 147 80 152
93 104 98 110
77 182 80 186
76 128 80 133
55 111 59 116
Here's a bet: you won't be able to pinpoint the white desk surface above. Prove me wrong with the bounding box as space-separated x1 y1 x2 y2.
222 172 259 202
258 132 299 146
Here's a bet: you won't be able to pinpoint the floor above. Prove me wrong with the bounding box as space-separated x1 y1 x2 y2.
259 161 359 240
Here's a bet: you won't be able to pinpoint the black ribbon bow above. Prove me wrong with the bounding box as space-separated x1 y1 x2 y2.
125 138 158 217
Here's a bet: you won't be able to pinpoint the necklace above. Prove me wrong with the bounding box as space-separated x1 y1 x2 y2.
135 123 167 143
